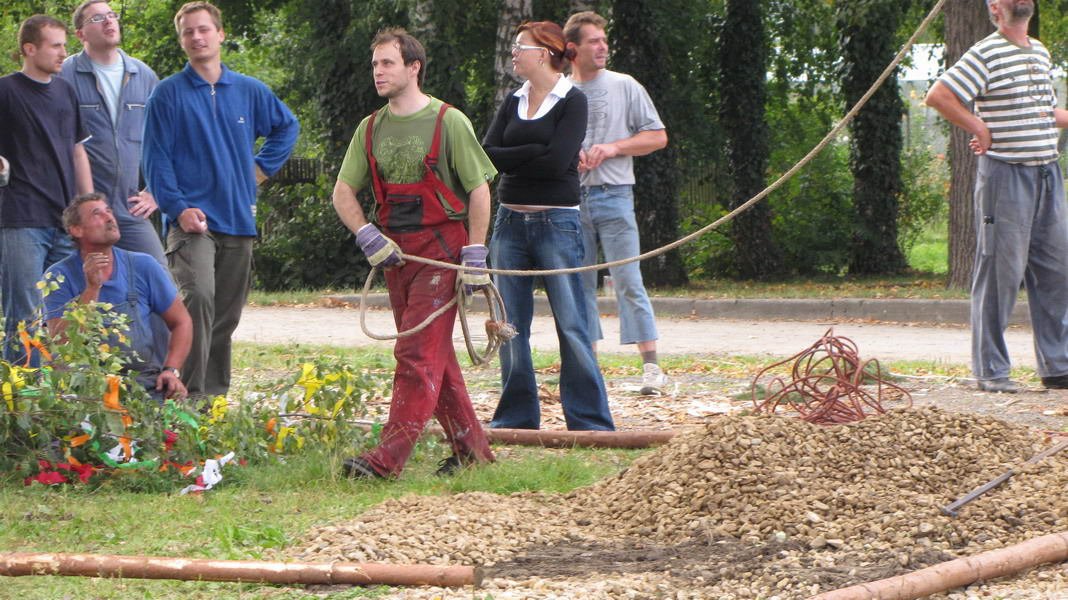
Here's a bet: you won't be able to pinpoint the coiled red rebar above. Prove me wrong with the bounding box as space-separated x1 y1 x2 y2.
752 328 911 424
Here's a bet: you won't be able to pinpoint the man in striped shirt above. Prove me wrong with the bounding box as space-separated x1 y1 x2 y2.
926 0 1068 393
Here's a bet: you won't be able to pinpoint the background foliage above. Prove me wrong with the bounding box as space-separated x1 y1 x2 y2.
8 0 1055 287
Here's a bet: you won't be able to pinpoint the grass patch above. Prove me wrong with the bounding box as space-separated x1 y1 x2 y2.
0 445 637 599
907 221 948 275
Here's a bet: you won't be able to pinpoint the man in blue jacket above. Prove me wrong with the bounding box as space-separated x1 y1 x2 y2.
61 0 165 265
143 1 298 398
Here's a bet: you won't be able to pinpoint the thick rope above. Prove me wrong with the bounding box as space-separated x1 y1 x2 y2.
359 0 947 340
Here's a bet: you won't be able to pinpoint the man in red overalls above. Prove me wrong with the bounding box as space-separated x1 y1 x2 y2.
331 27 498 478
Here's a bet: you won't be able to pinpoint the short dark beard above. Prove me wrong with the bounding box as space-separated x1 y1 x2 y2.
1007 1 1034 24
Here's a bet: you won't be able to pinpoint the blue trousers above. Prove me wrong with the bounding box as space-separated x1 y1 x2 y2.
0 227 76 364
579 184 658 344
490 207 614 431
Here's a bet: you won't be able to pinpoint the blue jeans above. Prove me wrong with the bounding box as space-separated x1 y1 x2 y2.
579 184 658 344
489 207 614 431
0 227 76 364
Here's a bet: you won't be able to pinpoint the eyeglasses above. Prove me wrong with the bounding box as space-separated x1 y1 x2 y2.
85 11 120 25
1026 57 1051 105
511 43 553 56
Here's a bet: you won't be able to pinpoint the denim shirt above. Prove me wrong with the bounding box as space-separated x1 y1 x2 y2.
60 50 158 222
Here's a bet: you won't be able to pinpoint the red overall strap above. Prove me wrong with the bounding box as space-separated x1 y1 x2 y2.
365 109 387 205
423 103 466 213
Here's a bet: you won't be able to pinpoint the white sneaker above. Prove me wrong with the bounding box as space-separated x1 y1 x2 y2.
640 363 669 396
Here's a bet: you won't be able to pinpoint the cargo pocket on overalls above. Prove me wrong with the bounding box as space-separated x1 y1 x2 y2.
385 194 424 232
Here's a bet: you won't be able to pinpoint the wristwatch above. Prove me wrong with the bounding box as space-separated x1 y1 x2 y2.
162 366 181 378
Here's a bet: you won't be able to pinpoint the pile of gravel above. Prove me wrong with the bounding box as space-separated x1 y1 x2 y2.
289 408 1068 598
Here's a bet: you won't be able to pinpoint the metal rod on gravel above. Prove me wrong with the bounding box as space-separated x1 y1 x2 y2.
940 438 1068 517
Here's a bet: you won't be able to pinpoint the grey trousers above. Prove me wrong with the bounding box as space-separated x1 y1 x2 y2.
166 228 254 397
971 156 1068 380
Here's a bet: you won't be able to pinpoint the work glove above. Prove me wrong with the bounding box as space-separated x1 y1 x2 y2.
460 244 491 295
355 224 403 268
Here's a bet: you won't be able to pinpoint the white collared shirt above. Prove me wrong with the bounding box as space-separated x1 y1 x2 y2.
513 74 573 121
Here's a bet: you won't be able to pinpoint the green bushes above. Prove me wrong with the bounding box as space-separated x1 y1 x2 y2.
254 176 370 292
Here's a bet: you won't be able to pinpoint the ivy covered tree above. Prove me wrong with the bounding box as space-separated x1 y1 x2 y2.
719 0 783 279
610 0 688 287
838 0 909 275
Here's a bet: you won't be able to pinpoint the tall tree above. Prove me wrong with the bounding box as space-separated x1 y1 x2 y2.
943 0 995 289
493 0 532 107
838 0 908 275
610 0 688 287
719 0 782 279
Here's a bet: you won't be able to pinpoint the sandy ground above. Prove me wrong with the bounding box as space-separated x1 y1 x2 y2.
235 305 1037 367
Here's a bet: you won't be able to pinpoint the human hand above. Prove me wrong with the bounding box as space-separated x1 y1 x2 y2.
577 149 590 173
156 369 188 400
128 190 158 218
82 251 110 289
355 223 404 268
179 207 208 233
0 155 9 187
970 126 992 155
584 143 619 170
460 244 490 296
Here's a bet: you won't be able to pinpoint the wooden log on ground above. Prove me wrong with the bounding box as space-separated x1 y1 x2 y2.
353 421 678 449
810 531 1068 600
0 552 480 588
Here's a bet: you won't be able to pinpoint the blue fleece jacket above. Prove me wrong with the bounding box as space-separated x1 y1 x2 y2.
142 63 298 236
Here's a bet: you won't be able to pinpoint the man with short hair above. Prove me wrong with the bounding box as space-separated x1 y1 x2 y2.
62 0 165 265
0 15 93 364
926 0 1068 393
143 1 298 398
563 11 670 396
331 28 496 479
44 193 192 400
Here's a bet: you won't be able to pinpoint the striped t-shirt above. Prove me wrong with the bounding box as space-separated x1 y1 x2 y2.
938 32 1059 165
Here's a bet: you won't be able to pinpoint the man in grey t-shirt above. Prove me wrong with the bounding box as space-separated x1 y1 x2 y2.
564 11 669 395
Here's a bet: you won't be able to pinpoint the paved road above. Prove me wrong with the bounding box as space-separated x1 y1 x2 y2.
234 305 1036 367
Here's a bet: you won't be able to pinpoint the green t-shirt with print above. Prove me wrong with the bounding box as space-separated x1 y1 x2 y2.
338 96 497 221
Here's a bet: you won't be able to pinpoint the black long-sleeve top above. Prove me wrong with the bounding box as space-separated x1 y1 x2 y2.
481 86 587 207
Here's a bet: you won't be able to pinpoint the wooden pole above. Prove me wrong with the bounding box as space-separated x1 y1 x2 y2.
353 421 678 449
0 552 480 588
810 531 1068 600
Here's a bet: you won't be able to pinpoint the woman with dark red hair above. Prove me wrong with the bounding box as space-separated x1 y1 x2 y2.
482 21 614 432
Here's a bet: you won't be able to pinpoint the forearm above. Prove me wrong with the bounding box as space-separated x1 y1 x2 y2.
466 183 490 245
163 319 191 371
332 179 369 233
925 82 986 137
73 144 93 195
1055 108 1068 129
612 129 667 157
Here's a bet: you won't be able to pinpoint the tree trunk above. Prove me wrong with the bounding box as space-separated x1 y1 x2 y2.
493 0 532 108
944 0 995 289
719 0 783 279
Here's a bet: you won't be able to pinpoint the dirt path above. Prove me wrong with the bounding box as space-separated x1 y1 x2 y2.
236 305 1038 366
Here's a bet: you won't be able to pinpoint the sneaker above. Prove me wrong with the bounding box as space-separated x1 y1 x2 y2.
341 456 383 479
640 363 669 396
977 378 1020 394
1041 374 1068 389
435 454 473 477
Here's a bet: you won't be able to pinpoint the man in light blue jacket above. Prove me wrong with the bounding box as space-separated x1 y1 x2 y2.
143 1 298 399
61 0 164 265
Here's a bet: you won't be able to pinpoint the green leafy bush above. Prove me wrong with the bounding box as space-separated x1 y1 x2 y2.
254 176 370 291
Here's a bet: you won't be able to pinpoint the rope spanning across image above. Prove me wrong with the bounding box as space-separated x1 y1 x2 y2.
750 328 913 424
358 0 948 341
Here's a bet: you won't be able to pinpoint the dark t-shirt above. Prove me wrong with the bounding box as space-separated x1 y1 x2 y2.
0 72 88 228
